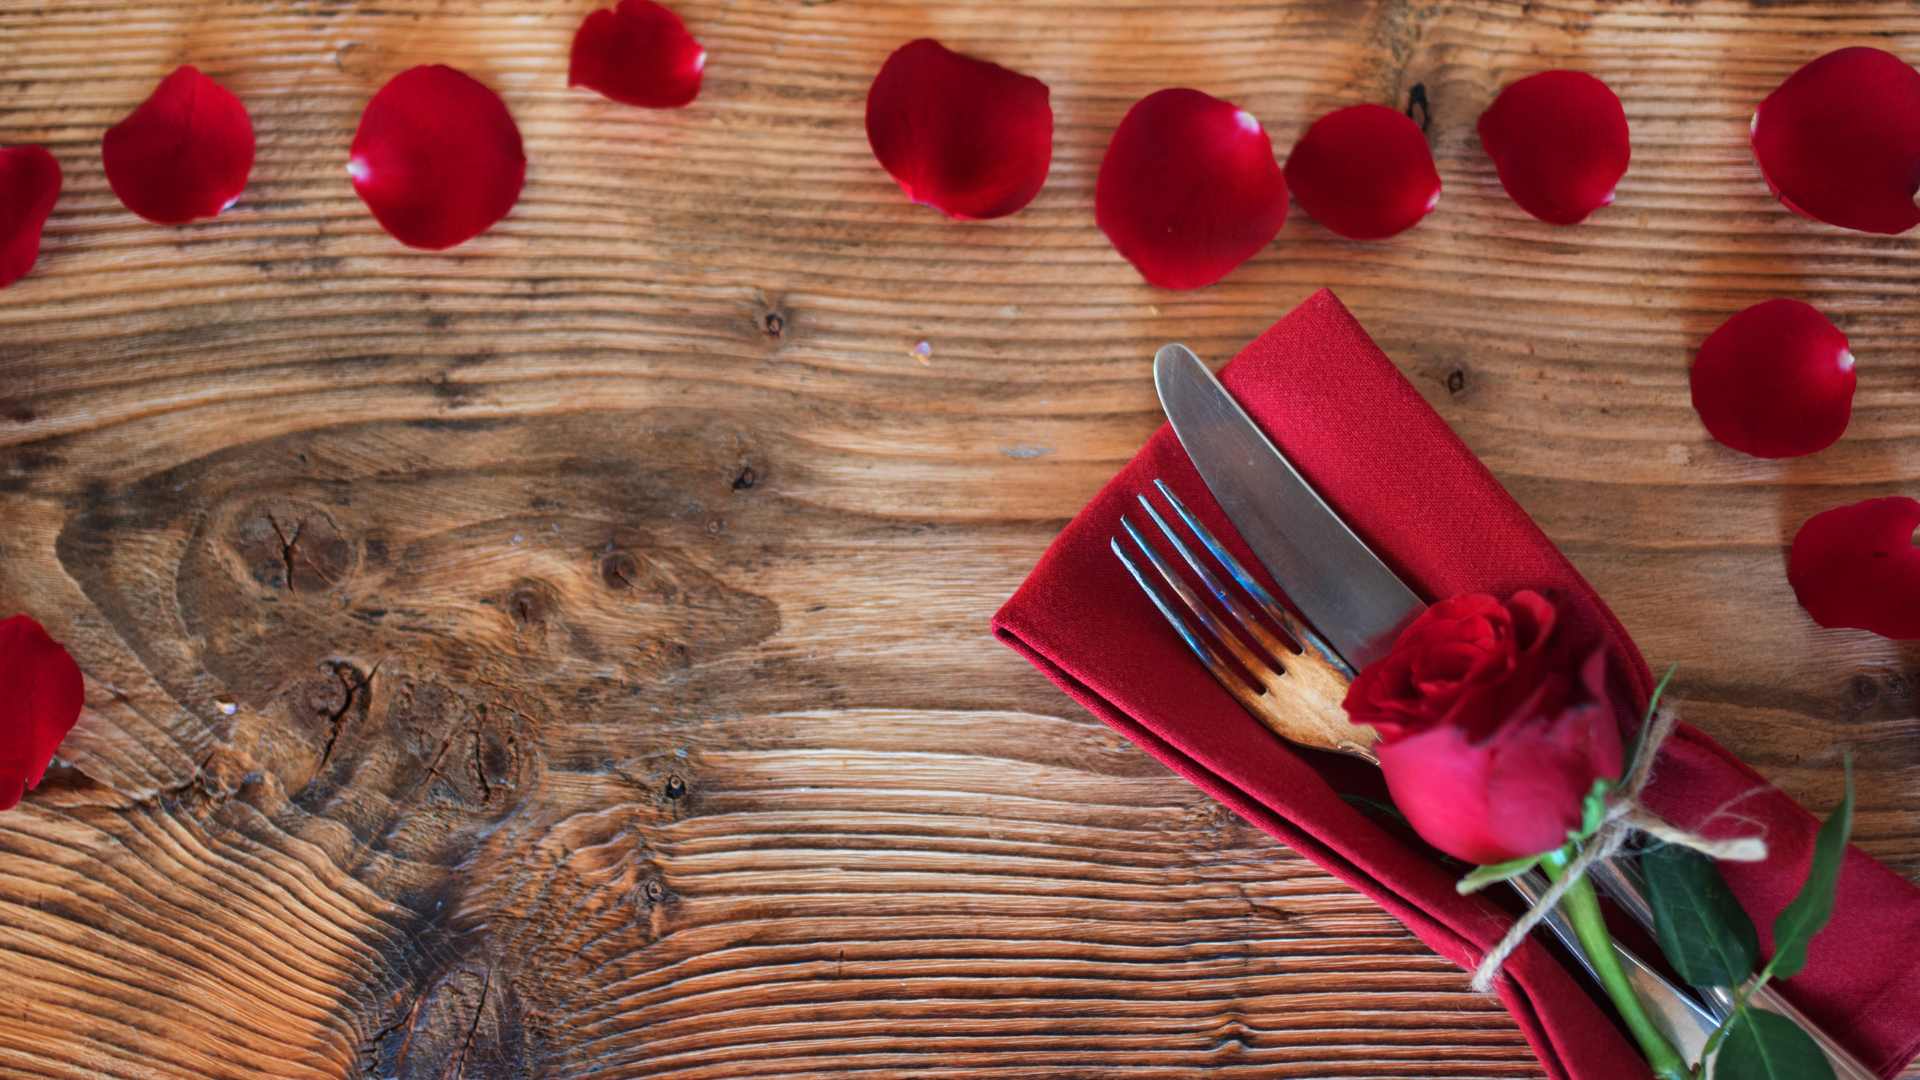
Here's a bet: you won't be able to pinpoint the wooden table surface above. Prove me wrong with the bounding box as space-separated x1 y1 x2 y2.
3 1 1917 1076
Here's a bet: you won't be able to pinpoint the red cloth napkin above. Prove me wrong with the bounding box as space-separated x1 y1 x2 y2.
992 289 1920 1080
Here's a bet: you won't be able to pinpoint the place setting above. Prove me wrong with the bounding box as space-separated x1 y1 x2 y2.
996 292 1913 1080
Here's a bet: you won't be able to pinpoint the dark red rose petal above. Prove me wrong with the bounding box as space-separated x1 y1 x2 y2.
1284 104 1440 240
1788 498 1920 640
348 65 526 250
1690 299 1854 458
102 66 254 225
1751 48 1920 235
0 146 61 288
569 0 705 109
1477 70 1629 225
1347 591 1628 864
1096 88 1288 289
1377 649 1623 865
1 615 86 812
865 39 1052 220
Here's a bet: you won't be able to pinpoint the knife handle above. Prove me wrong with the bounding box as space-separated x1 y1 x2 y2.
1507 870 1719 1065
1587 858 1879 1080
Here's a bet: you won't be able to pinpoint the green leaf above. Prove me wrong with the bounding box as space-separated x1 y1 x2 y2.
1766 756 1855 981
1714 1008 1835 1080
1640 842 1759 988
1456 852 1546 895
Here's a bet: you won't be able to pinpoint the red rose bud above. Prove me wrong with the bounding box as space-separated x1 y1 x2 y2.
1097 89 1289 289
1342 591 1626 865
1691 299 1855 458
348 65 527 250
569 0 705 109
102 66 254 225
0 145 61 288
1751 47 1920 235
1 615 86 812
1789 497 1920 640
865 39 1052 220
1283 104 1440 240
1477 71 1629 225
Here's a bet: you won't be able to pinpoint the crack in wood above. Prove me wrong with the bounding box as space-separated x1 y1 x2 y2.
420 731 458 789
267 513 304 592
469 724 492 804
365 985 430 1076
317 661 376 771
447 967 491 1080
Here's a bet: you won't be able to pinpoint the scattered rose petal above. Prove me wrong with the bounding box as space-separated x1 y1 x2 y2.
1477 70 1629 225
1096 88 1288 289
0 146 61 288
348 65 526 250
1789 498 1920 640
865 39 1052 220
1750 47 1920 235
1 615 85 812
1690 299 1855 458
102 66 254 225
1283 104 1440 240
569 0 705 108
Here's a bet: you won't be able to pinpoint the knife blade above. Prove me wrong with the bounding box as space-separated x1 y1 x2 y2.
1153 343 1422 670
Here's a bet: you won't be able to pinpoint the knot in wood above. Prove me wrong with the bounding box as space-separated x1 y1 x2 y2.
600 551 639 590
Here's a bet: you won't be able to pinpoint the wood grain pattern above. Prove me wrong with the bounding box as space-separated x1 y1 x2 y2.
2 1 1917 1076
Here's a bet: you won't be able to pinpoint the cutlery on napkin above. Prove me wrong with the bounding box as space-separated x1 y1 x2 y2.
1138 339 1870 1077
993 289 1920 1080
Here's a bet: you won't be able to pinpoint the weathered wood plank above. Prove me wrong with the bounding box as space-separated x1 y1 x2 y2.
1 1 1915 1076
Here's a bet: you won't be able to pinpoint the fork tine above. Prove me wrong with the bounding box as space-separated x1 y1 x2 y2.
1120 492 1376 763
1152 478 1354 678
1135 492 1298 667
1117 514 1278 684
1110 535 1269 714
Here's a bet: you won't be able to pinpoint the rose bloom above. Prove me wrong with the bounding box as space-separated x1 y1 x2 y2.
1342 591 1626 865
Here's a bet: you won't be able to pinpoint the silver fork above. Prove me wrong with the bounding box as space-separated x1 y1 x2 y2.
1112 478 1719 1065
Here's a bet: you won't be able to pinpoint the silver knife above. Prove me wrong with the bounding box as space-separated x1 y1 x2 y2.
1152 345 1419 670
1154 341 1877 1080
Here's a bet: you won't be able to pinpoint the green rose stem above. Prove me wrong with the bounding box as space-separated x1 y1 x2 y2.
1541 847 1691 1080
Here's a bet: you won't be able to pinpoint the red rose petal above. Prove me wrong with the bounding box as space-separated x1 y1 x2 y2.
102 66 254 225
1283 104 1440 240
1788 497 1920 640
569 0 705 109
1096 88 1288 289
1751 48 1920 235
1 615 86 812
1690 299 1855 458
348 65 527 250
0 146 61 288
1378 661 1623 865
1477 71 1629 225
865 39 1052 220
